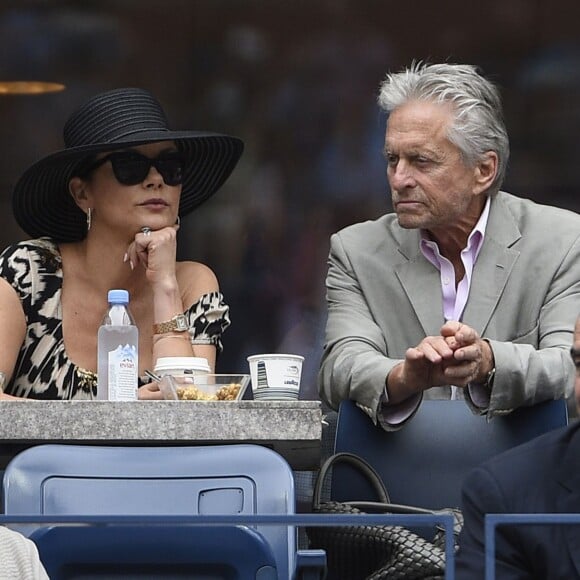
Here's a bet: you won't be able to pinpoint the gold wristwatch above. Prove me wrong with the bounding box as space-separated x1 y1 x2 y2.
153 314 188 334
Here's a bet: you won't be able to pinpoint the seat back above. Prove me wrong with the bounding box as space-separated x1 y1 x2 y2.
332 399 568 510
2 444 295 578
30 524 277 579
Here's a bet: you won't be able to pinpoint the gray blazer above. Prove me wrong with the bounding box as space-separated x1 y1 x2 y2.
319 192 580 423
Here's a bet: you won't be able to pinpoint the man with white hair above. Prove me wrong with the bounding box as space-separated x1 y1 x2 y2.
318 62 580 430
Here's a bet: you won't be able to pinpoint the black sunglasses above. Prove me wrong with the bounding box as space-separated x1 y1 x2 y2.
82 150 185 186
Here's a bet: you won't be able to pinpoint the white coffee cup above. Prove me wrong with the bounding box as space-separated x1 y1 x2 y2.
247 353 304 399
154 356 211 377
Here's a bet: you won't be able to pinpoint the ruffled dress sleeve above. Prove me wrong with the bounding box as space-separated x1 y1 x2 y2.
184 291 231 352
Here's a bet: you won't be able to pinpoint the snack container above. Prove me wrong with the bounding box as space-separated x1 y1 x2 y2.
159 374 250 401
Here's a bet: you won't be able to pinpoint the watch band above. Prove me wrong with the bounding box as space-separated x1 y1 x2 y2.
482 367 496 390
481 338 496 390
153 314 188 334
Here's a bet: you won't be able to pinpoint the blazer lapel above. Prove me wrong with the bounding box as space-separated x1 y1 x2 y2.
462 194 522 335
394 232 445 336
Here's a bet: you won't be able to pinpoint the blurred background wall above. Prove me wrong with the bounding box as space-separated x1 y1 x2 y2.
0 0 579 400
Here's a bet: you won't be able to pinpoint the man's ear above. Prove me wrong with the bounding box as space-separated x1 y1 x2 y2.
473 151 498 195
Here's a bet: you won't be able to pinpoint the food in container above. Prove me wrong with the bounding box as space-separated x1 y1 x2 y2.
159 374 250 401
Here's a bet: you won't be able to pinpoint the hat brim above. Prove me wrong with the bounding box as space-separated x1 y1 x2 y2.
12 130 244 242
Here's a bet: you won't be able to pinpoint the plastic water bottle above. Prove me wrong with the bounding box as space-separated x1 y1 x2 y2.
97 289 139 401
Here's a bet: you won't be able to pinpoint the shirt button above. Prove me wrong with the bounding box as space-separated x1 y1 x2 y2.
443 277 450 285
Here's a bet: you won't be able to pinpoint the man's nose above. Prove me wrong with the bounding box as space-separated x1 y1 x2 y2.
388 160 415 189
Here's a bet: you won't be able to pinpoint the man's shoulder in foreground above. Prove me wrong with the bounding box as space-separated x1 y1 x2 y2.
457 420 580 578
465 419 580 493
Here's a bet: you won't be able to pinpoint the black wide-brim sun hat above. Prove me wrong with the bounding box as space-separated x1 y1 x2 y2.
12 87 244 242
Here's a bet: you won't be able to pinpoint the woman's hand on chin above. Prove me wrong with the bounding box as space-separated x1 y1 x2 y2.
125 225 179 288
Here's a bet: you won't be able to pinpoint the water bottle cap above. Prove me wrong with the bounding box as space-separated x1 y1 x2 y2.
108 289 129 304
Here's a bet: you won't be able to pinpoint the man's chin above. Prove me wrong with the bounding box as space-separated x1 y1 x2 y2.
396 215 424 230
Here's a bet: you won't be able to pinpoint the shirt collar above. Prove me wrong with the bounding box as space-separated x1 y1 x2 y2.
420 195 491 258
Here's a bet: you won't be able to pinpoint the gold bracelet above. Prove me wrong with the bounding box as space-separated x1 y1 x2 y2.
153 334 191 345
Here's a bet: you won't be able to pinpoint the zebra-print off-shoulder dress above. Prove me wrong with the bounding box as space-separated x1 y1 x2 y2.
0 238 231 400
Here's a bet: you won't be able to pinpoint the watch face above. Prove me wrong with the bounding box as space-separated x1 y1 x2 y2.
175 315 188 331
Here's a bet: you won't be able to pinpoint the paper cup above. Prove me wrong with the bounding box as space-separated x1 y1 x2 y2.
247 354 304 399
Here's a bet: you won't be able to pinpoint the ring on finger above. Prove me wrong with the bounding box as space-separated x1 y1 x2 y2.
140 227 152 236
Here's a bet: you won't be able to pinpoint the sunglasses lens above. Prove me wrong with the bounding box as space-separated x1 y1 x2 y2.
156 153 184 186
110 154 150 185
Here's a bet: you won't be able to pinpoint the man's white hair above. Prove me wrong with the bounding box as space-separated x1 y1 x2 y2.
378 62 510 194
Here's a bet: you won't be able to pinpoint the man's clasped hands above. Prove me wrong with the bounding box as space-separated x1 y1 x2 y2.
388 321 495 402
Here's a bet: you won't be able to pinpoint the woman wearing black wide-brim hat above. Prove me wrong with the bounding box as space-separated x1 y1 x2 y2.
0 87 244 400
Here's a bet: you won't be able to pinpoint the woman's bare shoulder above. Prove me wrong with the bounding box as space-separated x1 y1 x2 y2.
176 260 219 301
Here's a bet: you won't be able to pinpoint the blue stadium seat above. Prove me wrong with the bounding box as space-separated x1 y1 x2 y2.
30 523 277 579
332 398 568 510
2 443 326 579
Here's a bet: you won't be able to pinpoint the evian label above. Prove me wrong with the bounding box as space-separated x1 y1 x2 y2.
108 344 138 400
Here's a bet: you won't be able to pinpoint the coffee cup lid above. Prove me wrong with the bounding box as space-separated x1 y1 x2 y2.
154 356 211 373
247 353 305 362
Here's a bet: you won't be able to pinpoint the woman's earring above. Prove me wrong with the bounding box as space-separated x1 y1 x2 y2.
175 215 181 227
86 208 92 231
